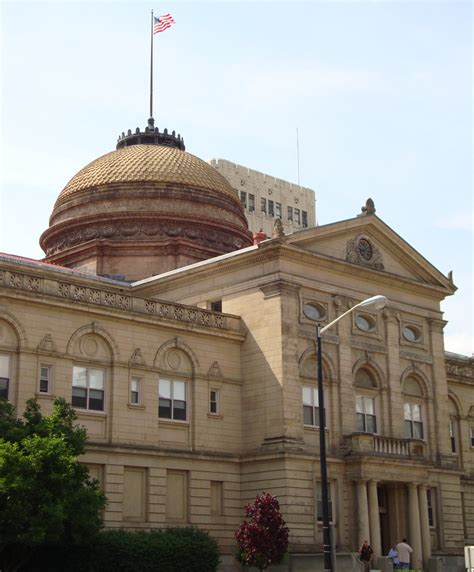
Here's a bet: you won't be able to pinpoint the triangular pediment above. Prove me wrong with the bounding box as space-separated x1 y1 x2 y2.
284 214 455 292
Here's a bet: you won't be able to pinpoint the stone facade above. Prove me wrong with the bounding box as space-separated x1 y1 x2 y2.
0 198 471 570
209 158 316 237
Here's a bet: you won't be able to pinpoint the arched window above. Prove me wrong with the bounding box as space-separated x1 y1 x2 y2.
403 375 425 440
300 355 330 429
158 347 193 423
448 397 460 454
355 368 377 433
0 319 21 401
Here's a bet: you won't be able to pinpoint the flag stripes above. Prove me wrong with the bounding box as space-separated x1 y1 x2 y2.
154 13 175 34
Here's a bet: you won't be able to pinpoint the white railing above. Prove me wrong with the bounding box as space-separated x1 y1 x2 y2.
374 436 410 455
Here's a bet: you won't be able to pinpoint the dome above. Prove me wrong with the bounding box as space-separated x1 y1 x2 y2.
56 145 238 207
40 129 252 281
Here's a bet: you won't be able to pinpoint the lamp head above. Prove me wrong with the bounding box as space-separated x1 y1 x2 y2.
358 295 387 310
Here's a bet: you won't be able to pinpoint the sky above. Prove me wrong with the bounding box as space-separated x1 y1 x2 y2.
0 0 472 355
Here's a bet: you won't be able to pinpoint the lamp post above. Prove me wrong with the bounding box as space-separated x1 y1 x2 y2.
303 295 387 572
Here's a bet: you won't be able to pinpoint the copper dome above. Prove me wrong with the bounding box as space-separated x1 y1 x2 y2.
40 141 252 281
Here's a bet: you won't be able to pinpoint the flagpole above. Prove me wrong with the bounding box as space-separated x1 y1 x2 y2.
149 9 154 122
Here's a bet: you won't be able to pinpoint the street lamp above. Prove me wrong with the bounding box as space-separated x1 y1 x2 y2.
303 295 387 572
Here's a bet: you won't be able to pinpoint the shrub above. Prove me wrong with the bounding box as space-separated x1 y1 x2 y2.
29 527 220 572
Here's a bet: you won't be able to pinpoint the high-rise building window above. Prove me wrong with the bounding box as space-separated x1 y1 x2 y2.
276 202 282 218
287 206 293 221
261 198 267 214
240 191 247 207
356 395 377 433
159 379 187 421
39 364 52 393
303 386 325 427
302 210 308 227
268 200 274 217
0 355 11 400
130 377 141 405
404 403 423 439
248 194 255 212
72 366 105 411
295 208 301 225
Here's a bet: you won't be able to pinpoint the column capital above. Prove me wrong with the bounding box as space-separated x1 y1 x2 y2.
408 481 420 489
418 483 428 491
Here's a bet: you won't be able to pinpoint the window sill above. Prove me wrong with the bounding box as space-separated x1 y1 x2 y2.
127 403 145 411
208 413 223 420
74 409 107 418
158 418 190 427
304 425 328 432
35 392 54 399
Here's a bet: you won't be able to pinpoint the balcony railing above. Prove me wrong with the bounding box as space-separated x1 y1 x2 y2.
342 433 427 459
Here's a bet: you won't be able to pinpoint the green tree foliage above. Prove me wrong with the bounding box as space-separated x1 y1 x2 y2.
0 398 106 572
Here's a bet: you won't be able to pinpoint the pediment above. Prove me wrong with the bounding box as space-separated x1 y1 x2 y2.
284 215 454 291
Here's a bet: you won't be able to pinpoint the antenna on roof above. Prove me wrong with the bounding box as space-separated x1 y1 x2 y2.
296 127 300 186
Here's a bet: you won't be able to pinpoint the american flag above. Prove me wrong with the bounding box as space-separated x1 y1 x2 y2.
153 13 175 34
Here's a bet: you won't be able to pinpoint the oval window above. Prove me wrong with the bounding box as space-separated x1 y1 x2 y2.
403 325 421 342
355 314 375 332
303 303 325 321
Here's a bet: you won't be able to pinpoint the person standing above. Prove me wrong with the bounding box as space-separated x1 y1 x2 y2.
359 540 374 572
396 538 413 570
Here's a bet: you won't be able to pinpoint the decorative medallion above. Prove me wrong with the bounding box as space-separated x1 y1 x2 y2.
357 238 373 261
346 235 384 270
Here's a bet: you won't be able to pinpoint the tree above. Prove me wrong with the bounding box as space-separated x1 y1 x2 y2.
0 398 106 572
235 492 289 571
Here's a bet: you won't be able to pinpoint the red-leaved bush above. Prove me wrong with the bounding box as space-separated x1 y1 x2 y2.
235 492 289 570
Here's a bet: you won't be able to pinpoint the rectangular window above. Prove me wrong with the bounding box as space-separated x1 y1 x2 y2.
159 379 187 421
248 194 255 212
356 396 377 433
39 365 51 393
316 481 333 522
209 388 220 415
427 488 435 527
287 206 293 221
470 427 474 448
123 467 147 521
130 376 141 405
240 191 247 207
72 366 105 411
261 197 267 214
449 420 456 453
210 481 223 516
210 300 222 313
302 210 308 227
303 386 325 427
295 208 301 225
268 200 274 217
276 202 282 218
404 403 423 439
0 355 11 400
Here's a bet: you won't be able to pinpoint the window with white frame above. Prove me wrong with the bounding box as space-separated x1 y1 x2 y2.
303 386 325 427
275 202 282 218
0 355 11 400
209 388 220 415
39 364 52 393
72 366 105 411
159 379 187 421
356 395 377 433
130 376 141 405
404 403 423 439
316 481 334 522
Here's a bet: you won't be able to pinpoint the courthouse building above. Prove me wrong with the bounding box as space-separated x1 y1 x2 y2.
0 119 472 571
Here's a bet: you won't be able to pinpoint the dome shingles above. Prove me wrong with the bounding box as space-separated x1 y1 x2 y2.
56 145 237 206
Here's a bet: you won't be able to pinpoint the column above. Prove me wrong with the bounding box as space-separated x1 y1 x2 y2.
356 480 370 547
367 479 382 558
408 482 423 569
418 484 432 566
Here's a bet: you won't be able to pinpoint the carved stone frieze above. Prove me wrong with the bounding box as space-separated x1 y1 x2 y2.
399 350 433 364
129 348 145 366
43 220 246 257
346 235 384 270
351 339 387 353
38 333 57 353
446 362 474 379
208 361 223 379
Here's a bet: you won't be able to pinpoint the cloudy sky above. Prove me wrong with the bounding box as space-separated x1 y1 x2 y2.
1 0 472 355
